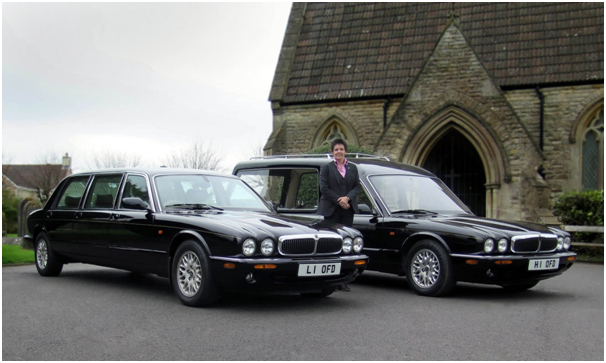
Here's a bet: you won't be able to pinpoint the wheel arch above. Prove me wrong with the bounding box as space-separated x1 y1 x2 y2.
400 232 451 271
167 230 211 284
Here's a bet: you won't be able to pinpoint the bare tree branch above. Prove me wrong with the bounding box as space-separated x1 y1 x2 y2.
164 141 226 172
87 149 143 169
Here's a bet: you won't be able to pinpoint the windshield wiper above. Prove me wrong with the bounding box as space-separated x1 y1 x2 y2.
165 203 223 211
391 209 437 215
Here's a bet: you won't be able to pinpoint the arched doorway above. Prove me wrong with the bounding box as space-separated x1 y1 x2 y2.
423 129 486 216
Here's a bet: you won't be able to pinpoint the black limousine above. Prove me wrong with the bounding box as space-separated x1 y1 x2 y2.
25 168 368 306
234 155 577 297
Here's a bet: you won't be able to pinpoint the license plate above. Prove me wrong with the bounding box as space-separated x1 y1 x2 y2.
298 263 341 277
528 259 560 271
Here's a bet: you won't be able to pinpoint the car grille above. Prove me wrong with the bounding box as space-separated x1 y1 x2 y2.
278 234 343 256
511 233 558 253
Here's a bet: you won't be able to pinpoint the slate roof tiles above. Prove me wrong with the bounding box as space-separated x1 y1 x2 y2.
272 2 603 103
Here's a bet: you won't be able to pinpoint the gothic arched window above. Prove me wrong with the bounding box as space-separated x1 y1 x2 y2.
312 119 357 149
582 107 604 190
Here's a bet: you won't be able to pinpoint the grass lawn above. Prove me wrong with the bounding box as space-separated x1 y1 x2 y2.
2 244 35 265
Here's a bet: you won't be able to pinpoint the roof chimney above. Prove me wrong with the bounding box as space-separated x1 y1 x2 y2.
62 153 71 170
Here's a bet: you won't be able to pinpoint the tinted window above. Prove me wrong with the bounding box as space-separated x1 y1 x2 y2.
121 175 150 208
55 176 90 209
84 174 123 209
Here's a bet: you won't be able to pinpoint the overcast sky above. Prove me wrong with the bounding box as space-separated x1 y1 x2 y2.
2 2 292 172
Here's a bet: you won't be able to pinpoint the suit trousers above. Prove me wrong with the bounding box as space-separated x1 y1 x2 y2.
324 206 354 227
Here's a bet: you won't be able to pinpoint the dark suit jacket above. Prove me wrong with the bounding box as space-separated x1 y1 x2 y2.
318 161 361 216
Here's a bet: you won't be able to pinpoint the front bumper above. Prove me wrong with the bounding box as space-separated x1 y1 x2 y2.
450 251 577 286
209 254 369 293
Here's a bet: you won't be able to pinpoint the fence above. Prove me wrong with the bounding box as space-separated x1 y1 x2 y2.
562 225 604 248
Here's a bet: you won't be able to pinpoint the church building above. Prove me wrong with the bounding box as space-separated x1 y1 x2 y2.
264 2 603 223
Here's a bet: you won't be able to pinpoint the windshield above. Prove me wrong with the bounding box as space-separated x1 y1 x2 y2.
369 175 471 215
154 174 271 213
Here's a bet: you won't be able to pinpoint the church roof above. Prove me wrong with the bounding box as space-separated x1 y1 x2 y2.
270 2 604 104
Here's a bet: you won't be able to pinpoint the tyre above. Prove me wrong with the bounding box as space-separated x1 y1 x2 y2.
300 287 336 298
35 233 63 276
501 282 539 292
405 239 455 297
171 240 220 307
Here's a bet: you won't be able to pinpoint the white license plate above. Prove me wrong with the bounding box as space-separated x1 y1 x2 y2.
298 263 341 277
528 259 560 271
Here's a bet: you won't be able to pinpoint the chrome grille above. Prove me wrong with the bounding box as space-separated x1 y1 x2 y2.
511 233 558 253
278 234 343 256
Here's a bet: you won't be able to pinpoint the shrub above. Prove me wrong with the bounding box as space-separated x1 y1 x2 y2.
553 190 604 245
2 187 20 235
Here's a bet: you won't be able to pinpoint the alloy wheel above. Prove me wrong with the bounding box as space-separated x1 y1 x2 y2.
36 239 49 270
177 251 202 297
411 249 440 288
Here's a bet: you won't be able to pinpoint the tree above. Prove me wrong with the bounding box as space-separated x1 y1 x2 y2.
163 141 226 172
29 152 70 202
87 149 143 169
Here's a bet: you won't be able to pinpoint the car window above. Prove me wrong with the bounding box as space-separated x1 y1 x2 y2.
370 175 469 214
155 174 270 212
356 188 374 215
238 168 318 210
55 176 90 209
120 175 150 209
84 174 123 209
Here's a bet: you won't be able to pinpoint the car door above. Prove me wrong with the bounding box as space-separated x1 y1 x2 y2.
45 175 91 256
108 173 166 274
76 173 124 261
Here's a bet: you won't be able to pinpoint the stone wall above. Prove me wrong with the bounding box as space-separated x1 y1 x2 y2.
266 23 604 223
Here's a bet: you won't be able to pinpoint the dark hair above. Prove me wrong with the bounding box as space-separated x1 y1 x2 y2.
330 138 348 152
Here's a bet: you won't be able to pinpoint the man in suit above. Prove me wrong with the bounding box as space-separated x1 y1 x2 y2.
318 138 361 227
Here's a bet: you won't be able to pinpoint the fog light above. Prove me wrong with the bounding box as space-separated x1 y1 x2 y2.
354 260 366 265
495 260 512 265
466 260 479 265
224 263 235 269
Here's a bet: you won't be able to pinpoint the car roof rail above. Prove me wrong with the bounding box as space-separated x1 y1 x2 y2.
250 153 391 161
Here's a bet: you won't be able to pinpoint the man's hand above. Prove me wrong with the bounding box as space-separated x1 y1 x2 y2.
337 196 350 209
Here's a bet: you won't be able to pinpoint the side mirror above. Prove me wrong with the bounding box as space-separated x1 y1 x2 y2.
270 201 279 212
358 203 373 215
122 197 150 211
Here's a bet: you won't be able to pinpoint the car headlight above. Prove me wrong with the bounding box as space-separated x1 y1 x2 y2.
353 237 364 253
343 237 353 254
260 238 274 256
484 238 494 253
557 237 564 251
563 236 571 250
243 239 256 256
497 238 508 253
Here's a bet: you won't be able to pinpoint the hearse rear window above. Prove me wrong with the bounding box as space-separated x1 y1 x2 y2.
238 168 319 210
